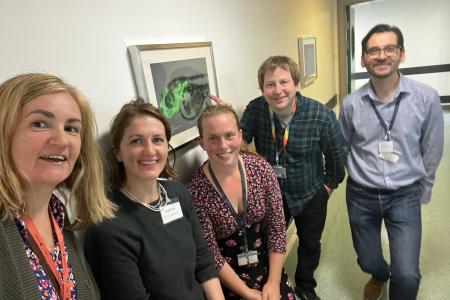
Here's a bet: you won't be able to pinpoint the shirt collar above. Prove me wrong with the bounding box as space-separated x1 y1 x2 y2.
362 73 410 103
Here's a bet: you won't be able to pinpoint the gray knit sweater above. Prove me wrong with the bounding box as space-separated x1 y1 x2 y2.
0 218 99 300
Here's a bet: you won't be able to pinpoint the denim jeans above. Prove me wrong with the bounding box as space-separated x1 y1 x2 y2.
346 178 422 300
284 186 329 291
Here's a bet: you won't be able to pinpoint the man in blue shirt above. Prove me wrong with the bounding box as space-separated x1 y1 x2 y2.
339 24 444 300
240 56 346 300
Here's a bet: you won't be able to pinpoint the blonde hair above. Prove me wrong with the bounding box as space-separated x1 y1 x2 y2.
0 73 115 229
258 56 300 90
197 104 257 155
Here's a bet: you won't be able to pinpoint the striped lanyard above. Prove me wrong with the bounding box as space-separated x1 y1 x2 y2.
269 107 294 165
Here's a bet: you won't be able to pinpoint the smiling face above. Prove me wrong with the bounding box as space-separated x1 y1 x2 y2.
116 115 168 185
361 31 405 79
11 92 82 190
199 112 242 169
262 67 299 116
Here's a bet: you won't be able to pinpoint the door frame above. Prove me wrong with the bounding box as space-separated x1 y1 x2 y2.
337 0 371 104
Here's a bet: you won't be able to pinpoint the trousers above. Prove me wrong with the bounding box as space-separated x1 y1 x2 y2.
284 186 329 290
346 178 422 300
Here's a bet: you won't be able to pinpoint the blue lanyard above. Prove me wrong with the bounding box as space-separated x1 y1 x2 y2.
208 160 249 251
368 95 402 141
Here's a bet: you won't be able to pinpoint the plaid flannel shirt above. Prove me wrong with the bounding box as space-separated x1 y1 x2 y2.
240 93 346 216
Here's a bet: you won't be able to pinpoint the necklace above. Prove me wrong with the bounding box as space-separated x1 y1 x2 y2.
120 182 168 212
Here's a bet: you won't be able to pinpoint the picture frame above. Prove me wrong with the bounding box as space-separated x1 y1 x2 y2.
128 42 218 149
297 36 318 87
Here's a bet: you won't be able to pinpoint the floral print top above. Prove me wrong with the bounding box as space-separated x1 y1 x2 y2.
14 195 77 300
187 152 287 270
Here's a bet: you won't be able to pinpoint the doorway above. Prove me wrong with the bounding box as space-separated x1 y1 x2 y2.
337 0 371 103
337 0 450 107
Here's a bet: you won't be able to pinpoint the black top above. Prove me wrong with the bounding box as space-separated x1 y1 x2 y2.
84 180 217 300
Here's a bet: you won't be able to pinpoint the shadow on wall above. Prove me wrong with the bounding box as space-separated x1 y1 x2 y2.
170 140 207 183
97 132 113 190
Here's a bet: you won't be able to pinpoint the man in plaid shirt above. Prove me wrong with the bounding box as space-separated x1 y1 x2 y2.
240 56 346 300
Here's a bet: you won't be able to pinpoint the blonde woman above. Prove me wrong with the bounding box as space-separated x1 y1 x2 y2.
0 73 115 299
187 105 294 300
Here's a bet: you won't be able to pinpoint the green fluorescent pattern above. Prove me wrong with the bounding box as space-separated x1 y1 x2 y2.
159 79 189 119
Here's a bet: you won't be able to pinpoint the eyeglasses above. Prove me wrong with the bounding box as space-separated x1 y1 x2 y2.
365 45 402 59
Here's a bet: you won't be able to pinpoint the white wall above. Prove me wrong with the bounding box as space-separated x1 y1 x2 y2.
351 0 450 94
0 0 338 181
0 0 301 132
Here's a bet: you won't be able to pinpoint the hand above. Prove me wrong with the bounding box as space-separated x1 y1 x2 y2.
262 280 280 300
324 184 333 196
209 94 232 107
243 287 262 300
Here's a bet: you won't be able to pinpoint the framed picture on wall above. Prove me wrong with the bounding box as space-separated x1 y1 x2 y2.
298 36 317 87
128 42 218 149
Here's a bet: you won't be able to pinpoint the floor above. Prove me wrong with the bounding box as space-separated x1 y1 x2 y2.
284 111 450 300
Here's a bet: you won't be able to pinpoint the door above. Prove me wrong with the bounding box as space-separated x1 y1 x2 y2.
347 5 356 93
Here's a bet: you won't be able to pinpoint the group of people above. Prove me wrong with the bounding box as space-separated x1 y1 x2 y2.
0 23 443 300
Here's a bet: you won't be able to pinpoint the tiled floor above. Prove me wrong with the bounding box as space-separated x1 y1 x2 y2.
285 111 450 300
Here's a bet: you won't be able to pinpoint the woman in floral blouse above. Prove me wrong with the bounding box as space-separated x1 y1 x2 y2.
187 105 294 300
0 73 115 300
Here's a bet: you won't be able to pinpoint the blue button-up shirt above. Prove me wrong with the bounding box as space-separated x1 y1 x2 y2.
339 74 444 203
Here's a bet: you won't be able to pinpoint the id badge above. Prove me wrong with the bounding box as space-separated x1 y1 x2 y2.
379 140 394 153
237 252 248 266
379 151 401 163
272 165 287 178
237 251 259 266
160 198 183 224
247 250 258 264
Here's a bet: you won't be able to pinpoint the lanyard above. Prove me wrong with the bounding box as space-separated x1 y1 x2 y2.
269 107 295 165
368 95 402 141
23 210 72 300
208 160 250 251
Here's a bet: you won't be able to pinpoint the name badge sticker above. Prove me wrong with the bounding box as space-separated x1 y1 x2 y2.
160 198 183 224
